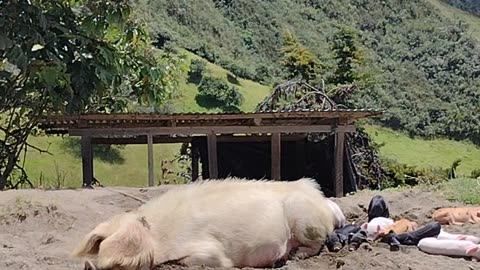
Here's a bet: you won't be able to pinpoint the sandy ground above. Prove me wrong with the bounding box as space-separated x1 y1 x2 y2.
0 184 479 270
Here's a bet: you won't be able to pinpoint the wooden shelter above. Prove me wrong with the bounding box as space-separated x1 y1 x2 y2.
38 108 382 197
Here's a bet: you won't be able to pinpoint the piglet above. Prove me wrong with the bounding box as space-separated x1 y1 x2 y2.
326 199 346 229
360 217 394 241
325 224 361 252
367 195 390 222
418 237 480 260
437 230 480 244
348 230 368 251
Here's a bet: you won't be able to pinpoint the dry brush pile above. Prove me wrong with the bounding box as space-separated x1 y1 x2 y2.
255 80 451 190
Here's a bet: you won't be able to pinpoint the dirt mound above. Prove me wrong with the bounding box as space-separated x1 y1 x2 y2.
0 197 75 230
0 185 478 270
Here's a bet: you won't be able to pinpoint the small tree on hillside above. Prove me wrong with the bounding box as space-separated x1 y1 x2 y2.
279 30 320 83
330 25 363 85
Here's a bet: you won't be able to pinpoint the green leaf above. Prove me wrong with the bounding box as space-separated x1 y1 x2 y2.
0 36 14 50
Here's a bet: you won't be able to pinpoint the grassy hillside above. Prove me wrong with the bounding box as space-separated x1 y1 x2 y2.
364 124 480 176
428 0 480 41
22 53 272 189
133 0 480 145
170 50 271 113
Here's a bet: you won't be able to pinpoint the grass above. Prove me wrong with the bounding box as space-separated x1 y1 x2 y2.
438 177 480 205
426 0 480 42
22 135 187 189
363 124 480 177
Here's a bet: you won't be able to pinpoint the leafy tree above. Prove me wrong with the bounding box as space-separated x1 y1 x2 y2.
279 30 320 83
0 0 186 190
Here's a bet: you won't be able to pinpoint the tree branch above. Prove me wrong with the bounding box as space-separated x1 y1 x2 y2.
26 142 53 155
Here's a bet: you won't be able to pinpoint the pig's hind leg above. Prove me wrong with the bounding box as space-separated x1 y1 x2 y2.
177 240 234 268
283 193 332 261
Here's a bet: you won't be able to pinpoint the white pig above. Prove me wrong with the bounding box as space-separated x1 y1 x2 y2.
72 177 335 270
327 199 346 229
437 229 480 244
418 237 480 260
360 217 394 240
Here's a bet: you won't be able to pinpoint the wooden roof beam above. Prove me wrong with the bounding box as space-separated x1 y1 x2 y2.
68 124 356 137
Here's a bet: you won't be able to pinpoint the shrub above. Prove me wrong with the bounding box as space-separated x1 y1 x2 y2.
471 169 480 179
188 59 207 83
197 76 244 108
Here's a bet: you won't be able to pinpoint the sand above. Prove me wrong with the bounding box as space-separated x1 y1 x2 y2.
0 184 479 270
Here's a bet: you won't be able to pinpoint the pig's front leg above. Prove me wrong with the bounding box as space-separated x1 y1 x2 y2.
289 244 324 261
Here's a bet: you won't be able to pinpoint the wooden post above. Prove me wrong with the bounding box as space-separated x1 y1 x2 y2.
271 133 281 180
191 145 199 181
333 129 345 197
207 134 218 179
81 136 93 188
147 135 154 187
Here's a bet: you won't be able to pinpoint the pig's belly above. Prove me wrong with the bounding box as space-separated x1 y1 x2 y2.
241 238 297 268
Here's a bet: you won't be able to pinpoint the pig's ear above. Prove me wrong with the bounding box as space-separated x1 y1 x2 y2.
96 217 155 270
376 225 381 233
361 223 367 229
466 246 479 255
72 222 112 257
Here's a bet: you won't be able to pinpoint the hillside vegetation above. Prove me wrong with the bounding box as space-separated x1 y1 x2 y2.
133 0 480 145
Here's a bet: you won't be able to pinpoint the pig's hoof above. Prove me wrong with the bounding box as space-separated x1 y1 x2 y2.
273 258 287 268
360 243 373 251
390 245 400 252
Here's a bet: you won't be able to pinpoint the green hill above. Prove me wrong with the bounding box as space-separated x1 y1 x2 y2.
133 0 480 145
364 124 480 176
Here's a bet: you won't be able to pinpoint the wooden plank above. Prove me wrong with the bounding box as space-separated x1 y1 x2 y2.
80 136 93 188
271 133 281 180
333 130 345 197
207 134 218 179
191 145 199 181
69 125 355 137
92 136 192 144
147 135 154 187
90 134 308 145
